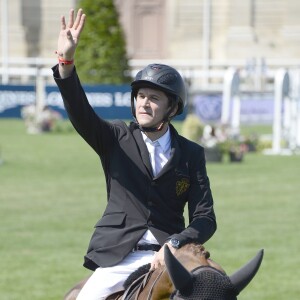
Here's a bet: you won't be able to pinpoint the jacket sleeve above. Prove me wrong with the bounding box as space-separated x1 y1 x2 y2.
167 145 217 246
52 65 118 157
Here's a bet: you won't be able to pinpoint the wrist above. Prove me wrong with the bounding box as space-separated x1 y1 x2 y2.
58 57 74 66
168 238 180 249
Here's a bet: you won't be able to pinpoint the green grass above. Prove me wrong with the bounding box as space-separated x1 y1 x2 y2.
0 119 299 299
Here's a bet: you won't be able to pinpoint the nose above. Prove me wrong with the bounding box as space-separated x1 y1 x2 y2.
139 96 150 107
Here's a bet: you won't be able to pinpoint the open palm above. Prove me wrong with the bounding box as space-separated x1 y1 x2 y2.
57 9 86 60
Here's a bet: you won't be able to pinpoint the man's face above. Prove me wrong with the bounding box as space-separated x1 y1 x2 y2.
135 87 170 128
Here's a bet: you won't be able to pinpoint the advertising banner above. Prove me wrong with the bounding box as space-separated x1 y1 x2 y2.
0 84 272 123
0 85 35 118
0 84 186 120
193 92 274 124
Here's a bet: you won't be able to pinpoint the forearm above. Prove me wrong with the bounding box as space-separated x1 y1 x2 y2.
58 63 75 79
53 65 115 156
167 216 217 246
53 66 97 136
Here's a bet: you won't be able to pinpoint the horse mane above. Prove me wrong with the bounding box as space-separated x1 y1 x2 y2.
123 263 151 290
179 242 210 259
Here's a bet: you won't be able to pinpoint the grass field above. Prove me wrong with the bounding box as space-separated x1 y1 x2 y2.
0 119 299 300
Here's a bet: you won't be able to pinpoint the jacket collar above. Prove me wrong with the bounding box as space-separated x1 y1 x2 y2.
130 122 181 179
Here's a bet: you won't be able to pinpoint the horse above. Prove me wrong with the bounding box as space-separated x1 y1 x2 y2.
164 245 264 299
64 243 263 300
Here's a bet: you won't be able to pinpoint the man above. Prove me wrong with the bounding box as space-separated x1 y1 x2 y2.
53 9 216 300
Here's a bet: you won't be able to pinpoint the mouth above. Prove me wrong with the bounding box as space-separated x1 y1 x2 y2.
138 111 152 117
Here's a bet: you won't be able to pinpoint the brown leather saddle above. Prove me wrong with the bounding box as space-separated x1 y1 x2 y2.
106 269 162 300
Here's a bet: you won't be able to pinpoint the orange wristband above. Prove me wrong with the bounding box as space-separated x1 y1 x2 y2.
58 57 74 66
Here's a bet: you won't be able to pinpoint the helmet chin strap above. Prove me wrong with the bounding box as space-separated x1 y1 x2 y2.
136 119 166 132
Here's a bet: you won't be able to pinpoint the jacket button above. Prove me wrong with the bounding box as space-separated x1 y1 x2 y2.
151 181 157 186
148 201 153 206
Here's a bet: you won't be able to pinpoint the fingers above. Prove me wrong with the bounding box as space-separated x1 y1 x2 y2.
67 8 75 28
151 260 164 270
61 15 66 30
150 248 165 271
79 14 86 30
150 262 155 271
76 14 86 40
61 8 85 33
150 261 159 271
73 8 83 29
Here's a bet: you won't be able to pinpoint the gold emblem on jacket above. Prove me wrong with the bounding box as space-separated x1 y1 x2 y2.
176 178 190 196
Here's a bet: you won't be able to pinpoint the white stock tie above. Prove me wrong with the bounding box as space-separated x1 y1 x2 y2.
149 141 166 176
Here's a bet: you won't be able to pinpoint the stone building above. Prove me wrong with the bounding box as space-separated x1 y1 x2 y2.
1 0 300 86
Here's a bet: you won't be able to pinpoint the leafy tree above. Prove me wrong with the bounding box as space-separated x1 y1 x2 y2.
76 0 131 84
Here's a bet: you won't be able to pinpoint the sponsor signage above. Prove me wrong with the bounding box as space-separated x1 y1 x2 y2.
45 85 133 119
193 92 274 124
0 84 186 120
0 84 272 123
0 85 35 118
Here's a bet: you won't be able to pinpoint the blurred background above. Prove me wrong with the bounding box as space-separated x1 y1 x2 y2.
1 0 300 154
0 1 299 299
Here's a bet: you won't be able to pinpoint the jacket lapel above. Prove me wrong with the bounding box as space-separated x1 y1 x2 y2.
130 123 153 177
156 125 181 178
130 123 181 179
157 138 180 178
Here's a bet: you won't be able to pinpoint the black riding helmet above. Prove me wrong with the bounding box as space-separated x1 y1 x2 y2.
131 63 187 132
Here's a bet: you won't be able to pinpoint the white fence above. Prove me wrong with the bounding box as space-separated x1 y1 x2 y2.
1 57 300 154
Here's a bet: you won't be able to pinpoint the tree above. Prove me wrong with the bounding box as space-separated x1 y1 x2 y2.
76 0 131 84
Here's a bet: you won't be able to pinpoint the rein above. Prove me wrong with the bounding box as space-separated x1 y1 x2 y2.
122 244 209 300
136 268 165 300
120 268 165 300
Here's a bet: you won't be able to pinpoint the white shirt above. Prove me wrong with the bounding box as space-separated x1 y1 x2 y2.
138 127 172 245
142 127 172 175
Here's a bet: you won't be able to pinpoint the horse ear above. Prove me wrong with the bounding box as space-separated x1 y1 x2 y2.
229 249 264 294
164 245 193 293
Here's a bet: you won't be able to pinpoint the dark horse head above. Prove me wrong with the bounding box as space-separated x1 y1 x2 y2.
164 246 264 300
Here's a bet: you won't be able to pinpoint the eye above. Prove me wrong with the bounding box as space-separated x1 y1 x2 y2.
150 96 159 101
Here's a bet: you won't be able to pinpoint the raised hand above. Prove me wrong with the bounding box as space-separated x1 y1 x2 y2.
56 8 86 61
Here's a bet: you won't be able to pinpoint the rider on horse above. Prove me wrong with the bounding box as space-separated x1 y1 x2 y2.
53 8 216 300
